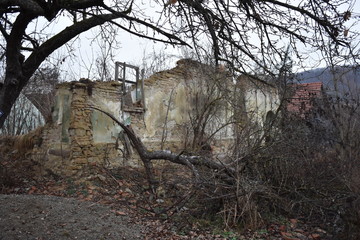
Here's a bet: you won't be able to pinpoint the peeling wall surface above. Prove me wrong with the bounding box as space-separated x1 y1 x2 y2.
32 60 279 176
32 81 127 176
237 75 280 127
138 59 235 153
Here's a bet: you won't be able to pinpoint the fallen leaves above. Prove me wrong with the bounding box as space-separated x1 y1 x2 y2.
28 186 37 194
114 210 127 216
2 165 333 239
309 233 321 239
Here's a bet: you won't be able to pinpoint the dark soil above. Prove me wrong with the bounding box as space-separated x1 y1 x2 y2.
0 194 145 240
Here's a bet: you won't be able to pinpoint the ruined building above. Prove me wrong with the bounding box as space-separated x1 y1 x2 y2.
26 59 279 177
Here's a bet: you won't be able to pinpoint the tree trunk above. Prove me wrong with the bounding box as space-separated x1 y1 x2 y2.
0 76 27 129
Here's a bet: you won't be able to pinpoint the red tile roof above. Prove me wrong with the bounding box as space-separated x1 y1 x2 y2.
287 82 323 117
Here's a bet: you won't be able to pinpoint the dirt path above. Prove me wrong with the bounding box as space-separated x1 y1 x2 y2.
0 194 145 240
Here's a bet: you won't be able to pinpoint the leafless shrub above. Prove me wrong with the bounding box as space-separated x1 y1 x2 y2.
92 61 360 236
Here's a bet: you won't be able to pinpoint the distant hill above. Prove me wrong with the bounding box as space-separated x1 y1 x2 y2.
295 66 360 97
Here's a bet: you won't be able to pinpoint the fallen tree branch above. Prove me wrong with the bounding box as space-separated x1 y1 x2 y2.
87 106 236 188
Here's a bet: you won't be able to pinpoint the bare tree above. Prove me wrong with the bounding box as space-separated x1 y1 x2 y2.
24 66 61 122
0 65 60 135
92 23 120 81
316 67 360 239
164 0 358 72
0 0 357 128
0 0 188 127
182 61 232 152
0 93 44 135
140 48 177 79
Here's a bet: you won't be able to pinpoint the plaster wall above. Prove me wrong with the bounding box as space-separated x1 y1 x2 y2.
32 60 279 177
139 59 234 152
237 76 280 127
245 87 280 125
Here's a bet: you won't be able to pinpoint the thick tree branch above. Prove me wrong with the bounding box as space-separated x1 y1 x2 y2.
22 13 120 78
64 0 104 9
0 0 44 15
5 12 34 86
179 0 220 63
88 106 236 177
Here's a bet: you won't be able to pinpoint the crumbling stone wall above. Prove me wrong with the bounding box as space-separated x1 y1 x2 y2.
32 80 129 176
31 59 279 177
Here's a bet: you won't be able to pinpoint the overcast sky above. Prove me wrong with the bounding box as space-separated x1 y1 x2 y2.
30 0 360 82
34 1 182 81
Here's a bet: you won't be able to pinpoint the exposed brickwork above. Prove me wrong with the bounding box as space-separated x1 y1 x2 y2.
30 81 128 176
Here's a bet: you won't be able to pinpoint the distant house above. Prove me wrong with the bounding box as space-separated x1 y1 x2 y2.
287 82 323 118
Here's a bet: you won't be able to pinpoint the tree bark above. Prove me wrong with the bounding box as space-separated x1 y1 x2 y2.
0 77 28 128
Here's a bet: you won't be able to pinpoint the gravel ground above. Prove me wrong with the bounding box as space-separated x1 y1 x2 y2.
0 194 145 240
